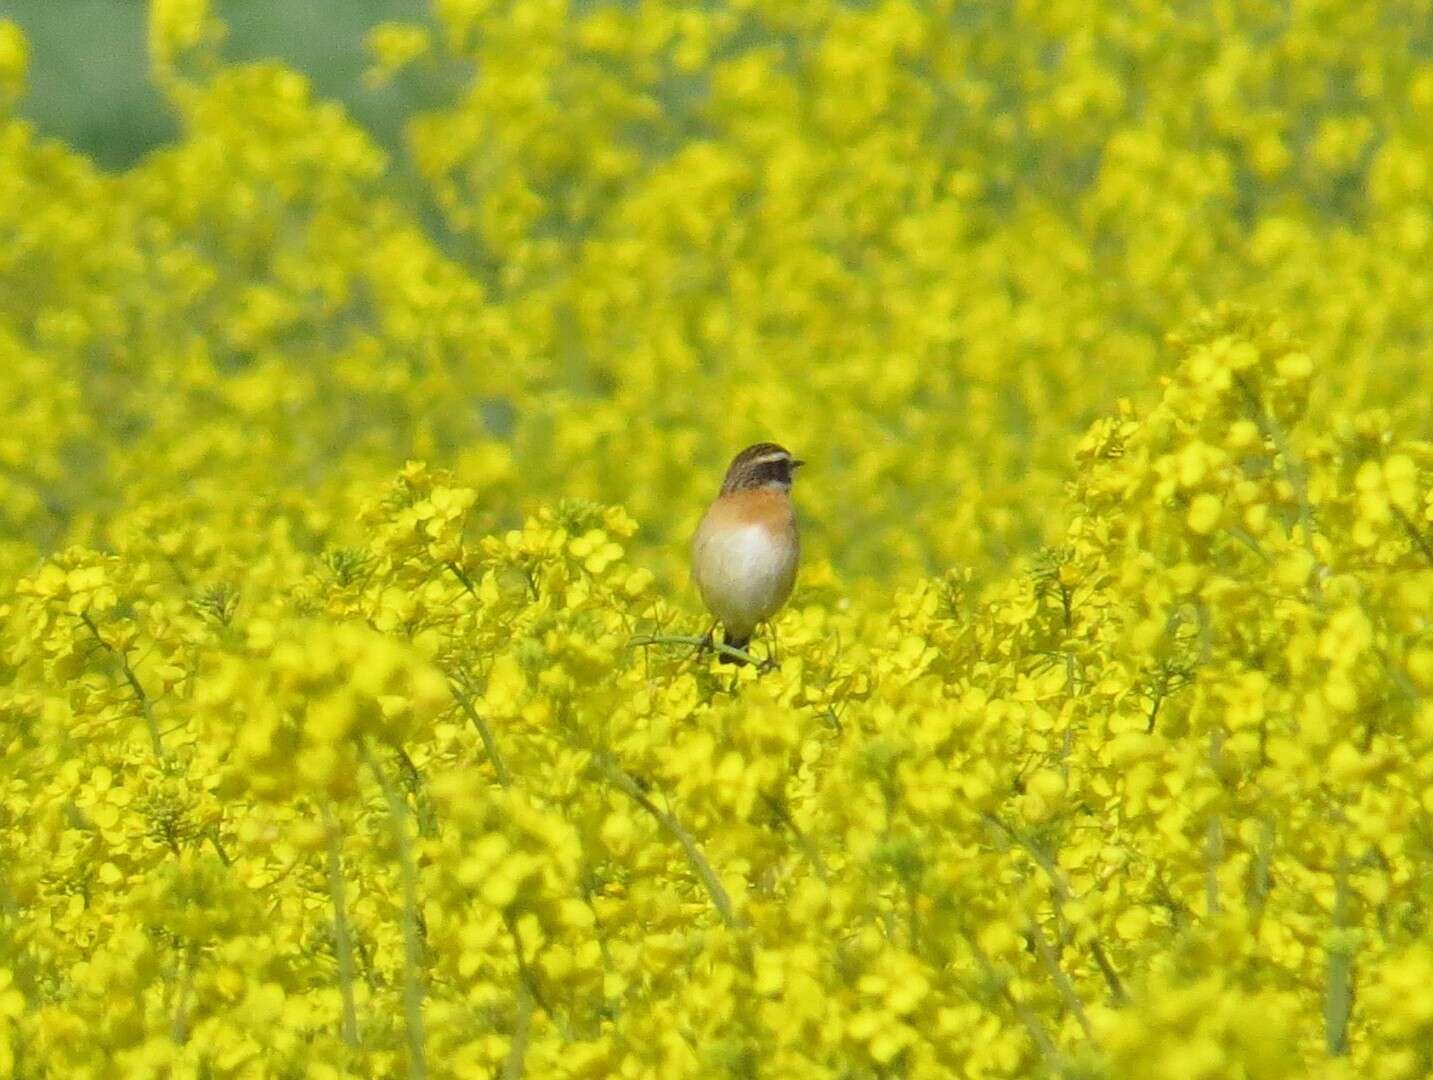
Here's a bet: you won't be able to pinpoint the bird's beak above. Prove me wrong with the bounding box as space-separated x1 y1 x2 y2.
792 459 806 469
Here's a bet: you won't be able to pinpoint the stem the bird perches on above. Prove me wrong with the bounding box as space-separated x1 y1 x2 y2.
627 633 763 668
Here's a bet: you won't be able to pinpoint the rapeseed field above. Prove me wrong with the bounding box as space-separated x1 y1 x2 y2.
3 1 1433 1076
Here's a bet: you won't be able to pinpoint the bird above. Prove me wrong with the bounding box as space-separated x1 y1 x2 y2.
691 442 803 666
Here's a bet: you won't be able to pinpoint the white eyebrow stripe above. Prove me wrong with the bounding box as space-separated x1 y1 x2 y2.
748 452 791 466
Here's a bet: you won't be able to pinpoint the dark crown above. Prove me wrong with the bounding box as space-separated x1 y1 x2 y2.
720 442 804 494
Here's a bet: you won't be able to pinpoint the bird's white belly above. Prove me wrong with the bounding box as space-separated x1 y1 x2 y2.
695 524 797 637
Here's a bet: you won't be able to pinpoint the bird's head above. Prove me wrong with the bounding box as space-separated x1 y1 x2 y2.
719 442 804 495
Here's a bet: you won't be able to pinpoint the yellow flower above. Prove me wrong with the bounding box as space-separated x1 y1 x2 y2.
149 0 224 78
0 20 26 106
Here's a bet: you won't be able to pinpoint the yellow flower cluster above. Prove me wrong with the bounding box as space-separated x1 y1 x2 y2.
4 1 1433 1076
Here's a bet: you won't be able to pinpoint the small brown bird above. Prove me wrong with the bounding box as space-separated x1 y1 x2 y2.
691 442 803 665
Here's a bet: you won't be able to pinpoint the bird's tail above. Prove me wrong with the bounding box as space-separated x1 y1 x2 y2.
719 632 750 666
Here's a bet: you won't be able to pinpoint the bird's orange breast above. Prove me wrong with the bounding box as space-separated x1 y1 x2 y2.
698 487 796 534
690 488 799 639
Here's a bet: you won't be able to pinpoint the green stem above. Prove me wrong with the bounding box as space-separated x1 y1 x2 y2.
446 560 479 598
1325 852 1355 1057
448 678 512 786
1206 730 1225 918
1247 818 1275 920
964 930 1063 1073
1090 941 1128 1006
1030 918 1094 1041
763 794 829 884
395 745 438 837
171 945 194 1044
323 804 360 1048
362 743 427 1079
1235 376 1324 602
504 911 556 1023
1393 506 1433 568
984 813 1127 1005
80 613 165 759
502 986 534 1080
205 826 232 867
597 755 743 928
